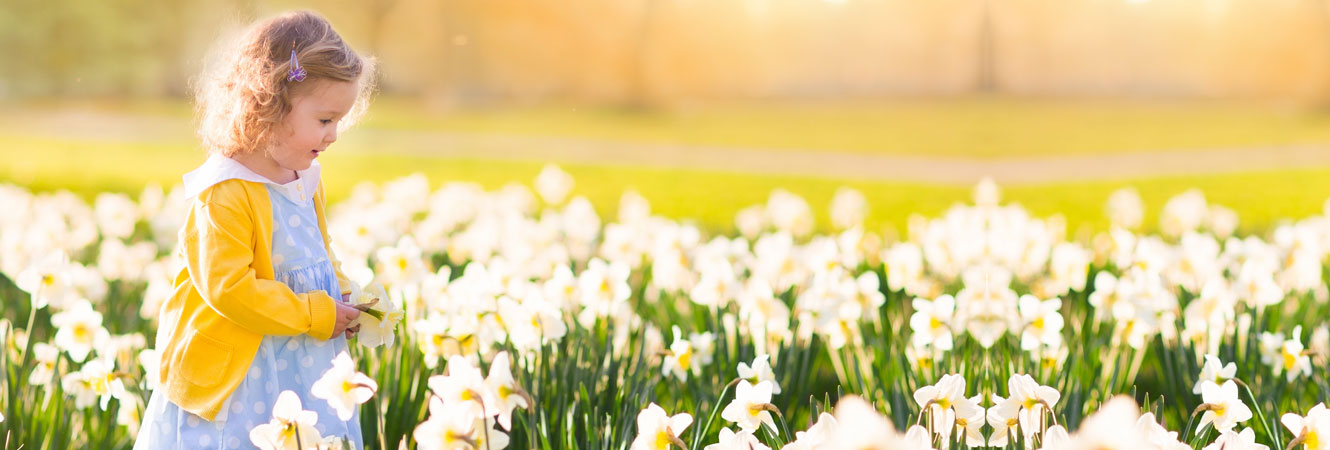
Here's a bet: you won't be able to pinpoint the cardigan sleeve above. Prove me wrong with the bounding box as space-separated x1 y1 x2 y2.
314 182 355 297
184 182 338 340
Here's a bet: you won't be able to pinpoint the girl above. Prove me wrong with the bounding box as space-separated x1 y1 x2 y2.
136 11 376 449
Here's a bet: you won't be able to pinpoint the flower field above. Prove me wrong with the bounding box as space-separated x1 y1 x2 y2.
1 165 1329 449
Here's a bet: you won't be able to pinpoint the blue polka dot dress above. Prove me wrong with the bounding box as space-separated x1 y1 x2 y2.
137 182 363 450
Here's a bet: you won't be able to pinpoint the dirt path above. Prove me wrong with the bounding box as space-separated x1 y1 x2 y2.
9 109 1330 185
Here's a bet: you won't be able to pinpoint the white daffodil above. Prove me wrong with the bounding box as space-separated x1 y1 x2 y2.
994 374 1061 440
16 250 76 310
630 403 692 450
118 395 144 439
1197 380 1252 435
249 390 323 450
1050 396 1150 450
1044 242 1090 296
29 342 59 385
703 427 769 450
956 270 1017 348
884 242 929 297
315 436 351 450
912 373 980 443
1203 428 1268 450
689 331 716 371
413 396 511 450
830 187 867 230
1087 271 1134 323
311 351 377 421
535 164 574 205
1280 326 1314 381
662 326 696 382
783 412 836 450
427 355 495 420
825 396 914 450
60 358 128 410
986 394 1019 448
1017 295 1064 351
736 354 780 395
51 299 110 363
1136 412 1189 450
485 352 532 430
1108 187 1144 229
720 380 777 433
910 295 956 352
347 282 404 348
1042 424 1072 450
374 236 428 289
1235 260 1284 309
93 192 139 240
576 258 632 326
1193 354 1237 395
137 348 160 391
954 394 987 448
1281 403 1330 450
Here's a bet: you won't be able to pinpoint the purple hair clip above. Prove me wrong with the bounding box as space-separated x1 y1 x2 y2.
287 47 307 82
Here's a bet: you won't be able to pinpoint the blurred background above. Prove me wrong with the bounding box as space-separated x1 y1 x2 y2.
4 0 1330 234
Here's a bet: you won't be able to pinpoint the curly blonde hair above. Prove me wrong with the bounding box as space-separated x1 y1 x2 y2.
195 11 376 157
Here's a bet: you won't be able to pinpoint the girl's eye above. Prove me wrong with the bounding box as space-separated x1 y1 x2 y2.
320 119 332 125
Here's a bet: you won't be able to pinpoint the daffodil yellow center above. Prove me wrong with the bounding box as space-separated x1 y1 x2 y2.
655 430 672 449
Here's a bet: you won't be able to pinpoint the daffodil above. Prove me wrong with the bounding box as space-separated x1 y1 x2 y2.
1016 295 1064 351
347 281 403 348
630 403 692 450
736 354 780 395
783 412 836 450
311 351 377 421
1193 354 1236 395
720 380 777 433
909 295 955 352
661 326 696 382
1196 380 1252 435
427 355 495 420
16 250 76 310
1281 403 1330 450
29 342 59 385
248 390 323 450
51 299 110 363
912 373 980 443
413 396 511 450
993 374 1060 442
1202 428 1268 450
484 352 532 430
60 358 129 410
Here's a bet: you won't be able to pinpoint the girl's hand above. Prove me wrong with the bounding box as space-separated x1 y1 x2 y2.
339 293 360 338
331 301 361 339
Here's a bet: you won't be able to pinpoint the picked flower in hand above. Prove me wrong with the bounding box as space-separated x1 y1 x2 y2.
347 282 404 348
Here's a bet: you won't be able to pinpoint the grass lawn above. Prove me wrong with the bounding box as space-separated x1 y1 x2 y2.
7 96 1330 158
3 130 1329 237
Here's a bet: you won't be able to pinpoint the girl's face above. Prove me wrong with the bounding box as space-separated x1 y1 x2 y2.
267 79 358 177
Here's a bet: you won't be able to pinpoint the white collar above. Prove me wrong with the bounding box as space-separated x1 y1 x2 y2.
182 154 321 205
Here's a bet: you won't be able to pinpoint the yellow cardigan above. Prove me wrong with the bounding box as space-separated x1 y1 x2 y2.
155 178 353 421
